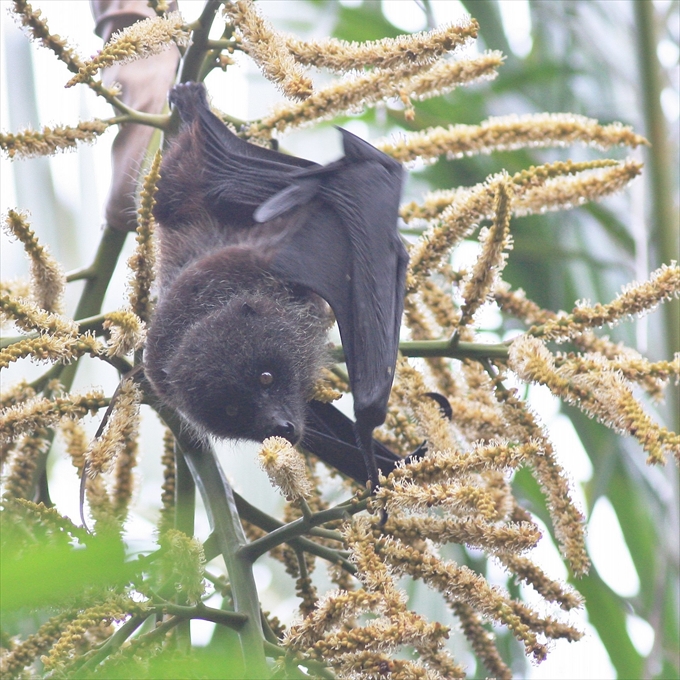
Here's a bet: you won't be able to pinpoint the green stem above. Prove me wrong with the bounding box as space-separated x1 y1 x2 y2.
156 403 269 678
174 439 195 648
174 441 195 537
262 642 336 679
202 494 357 573
206 38 237 50
401 338 509 359
240 503 361 562
156 602 247 629
72 613 149 678
329 338 510 362
106 112 171 129
634 0 679 427
307 527 345 542
179 0 223 84
65 265 96 282
71 227 128 327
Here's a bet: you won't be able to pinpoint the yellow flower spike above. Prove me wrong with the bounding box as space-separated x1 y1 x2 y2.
531 262 680 341
420 278 459 333
0 333 105 370
451 601 512 680
59 419 119 533
377 112 647 163
287 518 462 678
387 439 534 487
497 553 583 611
3 210 66 312
2 431 50 500
112 429 138 521
225 0 313 100
0 121 109 160
0 610 77 678
406 175 502 294
158 529 206 604
87 474 119 535
554 351 678 401
259 436 313 500
309 368 343 403
509 599 583 641
11 0 84 73
0 381 35 412
66 13 189 87
514 158 643 218
459 177 514 328
495 282 671 398
380 514 541 554
0 294 77 337
158 428 176 536
127 150 161 324
0 278 31 303
406 161 640 293
400 158 619 223
394 357 457 452
252 51 502 137
42 596 145 671
406 50 503 100
380 537 549 661
403 285 461 398
287 19 478 72
377 479 501 520
86 379 141 477
0 390 107 445
103 310 146 357
510 334 680 464
9 498 86 540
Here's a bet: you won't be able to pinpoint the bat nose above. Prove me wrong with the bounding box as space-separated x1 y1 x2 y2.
270 420 299 444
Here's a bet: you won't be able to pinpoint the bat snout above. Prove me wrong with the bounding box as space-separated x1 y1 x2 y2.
268 419 301 445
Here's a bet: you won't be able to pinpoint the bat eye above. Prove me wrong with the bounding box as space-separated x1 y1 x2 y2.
226 404 239 417
259 371 274 386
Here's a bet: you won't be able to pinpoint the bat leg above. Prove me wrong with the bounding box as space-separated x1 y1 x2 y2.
354 420 380 492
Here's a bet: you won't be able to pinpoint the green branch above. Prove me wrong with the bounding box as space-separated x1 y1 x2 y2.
634 0 679 430
155 401 269 679
330 338 510 363
239 503 359 562
202 494 357 573
179 0 224 84
155 602 247 629
72 613 149 678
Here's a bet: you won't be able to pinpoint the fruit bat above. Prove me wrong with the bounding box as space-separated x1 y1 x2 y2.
145 82 408 488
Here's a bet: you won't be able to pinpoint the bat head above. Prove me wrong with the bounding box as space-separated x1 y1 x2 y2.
162 285 329 445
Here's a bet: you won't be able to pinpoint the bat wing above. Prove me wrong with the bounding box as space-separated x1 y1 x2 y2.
169 83 317 223
303 395 450 485
303 400 402 484
257 129 408 437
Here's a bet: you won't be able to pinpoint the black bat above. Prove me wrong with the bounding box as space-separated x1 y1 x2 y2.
145 83 408 489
